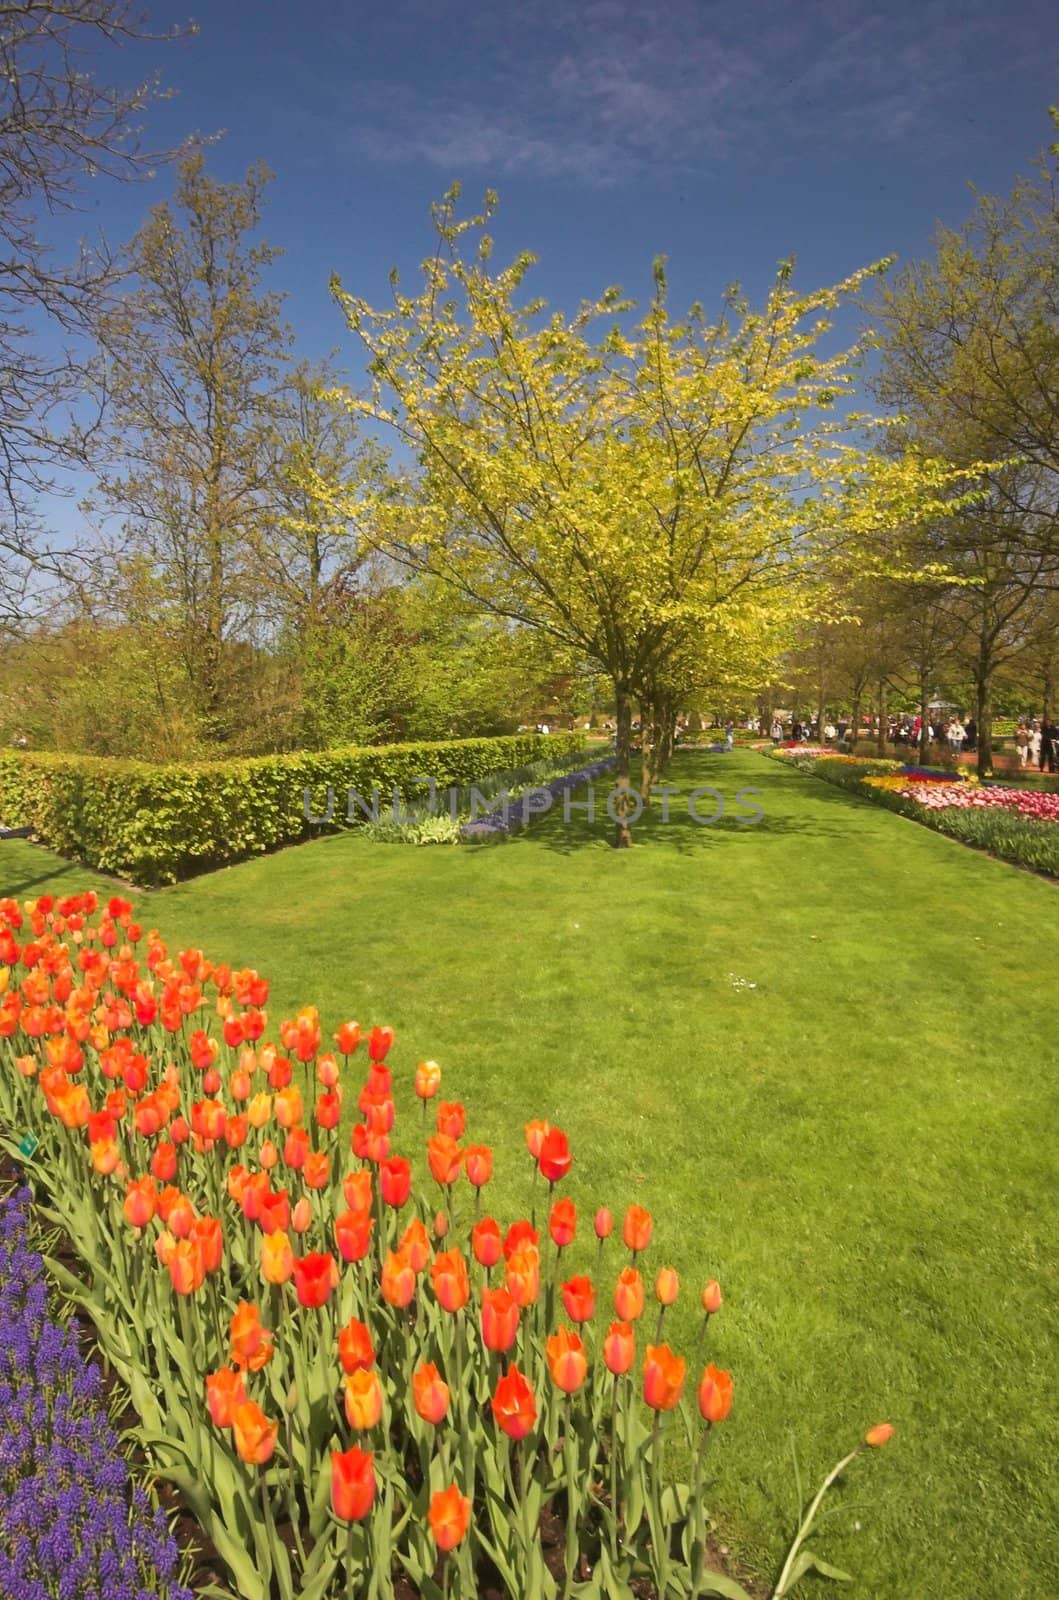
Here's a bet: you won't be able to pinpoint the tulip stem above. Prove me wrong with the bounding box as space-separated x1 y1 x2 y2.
259 1466 293 1600
772 1446 862 1599
283 1411 308 1567
609 1373 620 1564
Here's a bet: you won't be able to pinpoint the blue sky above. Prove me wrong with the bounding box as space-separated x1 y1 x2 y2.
37 0 1059 532
109 0 1058 353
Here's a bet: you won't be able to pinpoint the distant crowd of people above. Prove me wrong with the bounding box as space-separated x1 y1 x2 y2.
769 712 1059 771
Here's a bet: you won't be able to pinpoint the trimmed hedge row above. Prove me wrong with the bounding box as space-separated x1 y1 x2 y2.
0 732 585 885
768 750 1059 879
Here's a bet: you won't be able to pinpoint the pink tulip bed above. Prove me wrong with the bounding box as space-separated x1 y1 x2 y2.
768 752 1059 878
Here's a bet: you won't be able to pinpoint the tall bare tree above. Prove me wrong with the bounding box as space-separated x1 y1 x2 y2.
0 0 187 617
93 152 290 738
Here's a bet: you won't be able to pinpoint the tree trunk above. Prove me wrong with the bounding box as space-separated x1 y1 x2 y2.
639 697 658 805
919 679 930 763
875 681 888 757
850 694 861 754
660 695 677 765
974 656 994 777
613 681 634 848
1043 659 1055 723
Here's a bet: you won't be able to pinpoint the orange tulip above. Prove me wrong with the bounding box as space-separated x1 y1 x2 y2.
412 1362 450 1425
230 1301 273 1370
429 1486 471 1552
303 1150 329 1190
283 1126 310 1170
274 1085 304 1129
399 1217 431 1272
603 1320 636 1376
338 1318 375 1375
190 1216 223 1274
414 1059 441 1099
524 1119 550 1159
561 1274 595 1324
472 1217 503 1268
316 1050 339 1087
503 1219 538 1258
343 1168 373 1214
427 1134 462 1186
701 1279 723 1315
546 1326 588 1394
614 1266 644 1322
697 1363 734 1424
643 1343 686 1411
331 1446 375 1520
655 1267 679 1307
122 1176 157 1229
260 1140 279 1172
433 1209 448 1240
246 1091 271 1128
431 1248 470 1313
549 1197 576 1248
92 1138 121 1175
344 1368 384 1430
167 1237 205 1296
505 1243 541 1308
622 1204 653 1254
381 1249 416 1308
464 1144 493 1189
435 1099 465 1139
335 1209 374 1263
151 1140 177 1182
291 1196 312 1234
205 1367 247 1428
491 1364 537 1440
481 1286 520 1352
865 1422 895 1448
231 1400 278 1465
261 1230 294 1286
316 1089 342 1128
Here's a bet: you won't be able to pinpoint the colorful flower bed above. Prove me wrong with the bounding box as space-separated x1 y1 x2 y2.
0 1183 192 1600
0 892 892 1599
769 751 1059 878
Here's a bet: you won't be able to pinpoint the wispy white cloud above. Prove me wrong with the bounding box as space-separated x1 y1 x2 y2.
330 0 1056 185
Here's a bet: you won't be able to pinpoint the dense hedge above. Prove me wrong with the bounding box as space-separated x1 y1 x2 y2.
0 732 585 885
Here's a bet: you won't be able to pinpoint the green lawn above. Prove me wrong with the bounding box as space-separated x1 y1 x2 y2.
3 750 1057 1599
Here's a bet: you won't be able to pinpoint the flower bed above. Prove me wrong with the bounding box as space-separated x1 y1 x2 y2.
769 750 1059 878
0 892 892 1599
0 1183 191 1600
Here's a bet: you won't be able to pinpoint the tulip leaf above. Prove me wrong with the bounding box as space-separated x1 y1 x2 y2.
691 1576 758 1599
595 1546 637 1600
784 1548 854 1587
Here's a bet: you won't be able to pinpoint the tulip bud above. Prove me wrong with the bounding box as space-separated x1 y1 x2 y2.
655 1267 679 1306
701 1279 722 1315
292 1196 312 1233
594 1207 613 1240
865 1423 894 1448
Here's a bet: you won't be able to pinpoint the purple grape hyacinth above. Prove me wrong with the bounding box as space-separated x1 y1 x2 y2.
0 1185 193 1600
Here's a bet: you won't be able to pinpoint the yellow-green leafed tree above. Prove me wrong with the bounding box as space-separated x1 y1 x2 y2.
324 187 986 845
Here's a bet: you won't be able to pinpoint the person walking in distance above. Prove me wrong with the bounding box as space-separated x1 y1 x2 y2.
1040 716 1058 774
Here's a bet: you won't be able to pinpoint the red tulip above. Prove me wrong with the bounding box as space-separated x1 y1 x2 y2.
338 1317 375 1375
537 1127 572 1183
561 1274 595 1324
334 1021 362 1055
594 1206 613 1239
436 1100 466 1139
331 1446 375 1520
367 1025 394 1062
491 1364 537 1439
399 1217 431 1272
292 1252 334 1309
379 1156 411 1208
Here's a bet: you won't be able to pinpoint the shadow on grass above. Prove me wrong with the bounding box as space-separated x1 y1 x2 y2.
495 752 880 855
